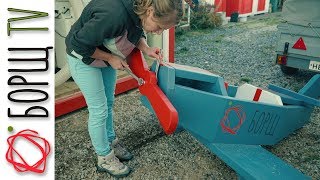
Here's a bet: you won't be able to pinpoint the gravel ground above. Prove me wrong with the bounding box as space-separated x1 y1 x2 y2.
55 13 320 179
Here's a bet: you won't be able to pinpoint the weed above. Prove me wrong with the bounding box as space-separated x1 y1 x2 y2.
190 4 222 30
180 47 189 52
176 47 190 54
240 77 251 83
214 34 225 43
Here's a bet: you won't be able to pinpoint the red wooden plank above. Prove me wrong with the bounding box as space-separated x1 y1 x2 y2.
55 76 138 118
128 48 178 134
55 91 86 118
115 76 139 95
169 27 175 63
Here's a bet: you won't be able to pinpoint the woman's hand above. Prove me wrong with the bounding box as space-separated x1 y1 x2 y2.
108 54 129 70
137 38 163 60
92 48 128 70
143 47 163 60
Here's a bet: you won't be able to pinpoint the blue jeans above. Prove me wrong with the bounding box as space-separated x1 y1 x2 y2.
67 55 116 156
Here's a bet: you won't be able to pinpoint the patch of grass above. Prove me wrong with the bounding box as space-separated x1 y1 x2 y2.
292 86 301 92
265 17 282 26
214 34 225 43
179 37 187 42
177 47 189 54
175 28 187 37
175 28 189 42
180 47 189 52
188 29 211 36
208 47 218 53
240 77 251 83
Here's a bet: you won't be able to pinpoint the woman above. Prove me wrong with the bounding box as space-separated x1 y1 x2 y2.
65 0 183 178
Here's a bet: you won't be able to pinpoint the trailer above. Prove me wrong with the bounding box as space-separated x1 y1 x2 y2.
276 0 320 74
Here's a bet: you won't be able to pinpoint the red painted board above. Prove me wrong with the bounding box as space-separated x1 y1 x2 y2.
127 48 179 134
55 77 138 118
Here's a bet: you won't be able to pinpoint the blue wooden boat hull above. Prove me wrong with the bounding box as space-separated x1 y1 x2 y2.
139 62 319 179
141 62 318 146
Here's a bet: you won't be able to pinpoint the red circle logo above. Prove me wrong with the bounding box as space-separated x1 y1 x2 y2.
6 129 51 173
220 106 246 135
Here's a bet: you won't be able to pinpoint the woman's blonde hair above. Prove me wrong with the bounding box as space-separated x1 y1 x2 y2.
134 0 183 25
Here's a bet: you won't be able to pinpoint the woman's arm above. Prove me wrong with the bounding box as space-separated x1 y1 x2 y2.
137 38 163 60
66 6 126 64
136 37 149 53
92 48 128 70
91 48 113 61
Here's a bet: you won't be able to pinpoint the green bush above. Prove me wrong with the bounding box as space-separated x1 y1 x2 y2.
190 4 222 29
